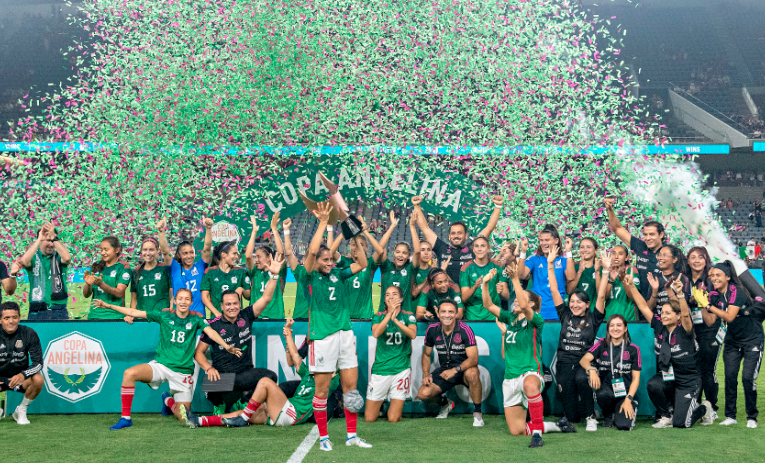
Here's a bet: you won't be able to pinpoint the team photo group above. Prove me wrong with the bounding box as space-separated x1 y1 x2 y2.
1 191 763 451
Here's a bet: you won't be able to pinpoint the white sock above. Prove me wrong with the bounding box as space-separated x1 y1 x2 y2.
532 429 542 436
347 432 357 439
544 421 561 433
18 398 33 411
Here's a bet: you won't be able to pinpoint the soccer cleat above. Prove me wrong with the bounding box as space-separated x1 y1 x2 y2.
11 407 30 425
556 417 577 433
529 431 544 448
319 438 333 451
222 415 249 428
603 415 614 429
585 416 598 432
712 411 719 421
346 436 373 448
436 400 454 419
110 417 133 430
161 392 173 416
473 414 485 427
700 401 714 426
178 404 195 428
719 417 738 426
747 420 758 429
652 416 672 429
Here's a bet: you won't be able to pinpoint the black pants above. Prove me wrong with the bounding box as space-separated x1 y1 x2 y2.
556 361 593 423
279 379 344 420
696 336 721 411
206 368 277 410
594 384 637 430
723 342 764 421
647 375 706 428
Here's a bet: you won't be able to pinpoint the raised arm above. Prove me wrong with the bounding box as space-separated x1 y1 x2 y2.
666 279 693 333
269 212 286 260
194 340 220 382
646 273 660 310
19 225 47 269
281 218 299 271
156 218 173 265
53 237 72 266
476 195 504 239
621 269 653 323
690 287 721 326
411 195 438 246
481 269 501 318
201 326 242 357
547 245 564 307
244 216 260 272
409 211 422 268
567 260 585 295
250 257 284 317
594 251 612 315
201 217 214 264
93 299 146 319
563 237 575 282
604 198 632 246
516 239 531 280
361 219 385 257
283 319 304 370
374 211 399 264
304 202 333 273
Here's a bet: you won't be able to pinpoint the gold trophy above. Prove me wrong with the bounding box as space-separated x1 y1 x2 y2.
298 172 363 239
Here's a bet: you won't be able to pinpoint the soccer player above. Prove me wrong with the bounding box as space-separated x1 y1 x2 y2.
566 237 601 309
365 286 417 423
84 237 132 320
302 202 372 451
0 259 17 303
412 239 437 299
126 236 172 323
460 236 503 320
624 276 713 428
336 218 386 320
282 218 309 318
19 222 71 319
245 214 287 319
94 289 241 430
604 197 666 301
194 257 284 414
374 213 421 314
417 300 483 426
693 261 764 428
600 246 639 321
647 244 690 315
411 194 503 284
415 268 464 321
183 318 340 428
201 240 250 318
157 217 213 317
580 314 642 431
0 302 43 425
548 245 605 431
480 264 563 448
517 225 575 320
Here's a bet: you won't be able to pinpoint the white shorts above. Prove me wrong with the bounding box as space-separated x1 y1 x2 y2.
308 330 358 373
148 360 194 403
267 400 297 427
366 369 412 402
502 372 544 409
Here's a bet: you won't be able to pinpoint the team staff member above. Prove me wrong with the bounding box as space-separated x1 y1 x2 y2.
282 218 309 318
549 245 605 430
694 261 764 428
460 237 503 320
0 302 44 425
245 214 287 319
417 300 483 426
604 197 666 301
336 217 386 319
84 237 131 320
416 268 464 321
567 238 601 309
157 217 213 317
365 286 417 423
301 203 372 451
195 257 282 415
0 260 18 303
19 222 72 320
127 237 172 323
647 245 690 315
580 313 642 431
411 194 504 284
201 240 250 318
374 213 421 314
96 289 241 430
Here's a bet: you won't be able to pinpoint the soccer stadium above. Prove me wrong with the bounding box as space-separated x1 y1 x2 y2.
2 0 765 461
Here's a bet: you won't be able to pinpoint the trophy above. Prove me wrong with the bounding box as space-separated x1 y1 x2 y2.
299 172 363 239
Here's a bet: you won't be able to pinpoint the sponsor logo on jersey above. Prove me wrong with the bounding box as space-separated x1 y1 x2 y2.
186 323 193 330
454 333 462 344
401 269 407 276
43 332 110 403
191 267 199 276
155 273 162 280
622 351 630 360
220 329 226 335
110 270 117 278
231 276 238 284
330 275 338 283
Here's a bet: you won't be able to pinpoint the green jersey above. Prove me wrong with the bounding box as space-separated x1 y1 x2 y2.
371 309 416 375
301 266 354 340
200 265 250 314
378 260 415 313
291 265 310 319
88 261 132 320
414 266 431 287
249 265 287 319
498 310 544 379
130 264 171 313
25 250 69 306
147 310 209 374
605 272 639 321
416 284 464 319
460 260 502 321
289 362 340 425
574 262 599 310
339 256 375 319
500 270 517 310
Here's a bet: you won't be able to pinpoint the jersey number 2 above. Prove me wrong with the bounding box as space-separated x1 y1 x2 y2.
328 287 336 301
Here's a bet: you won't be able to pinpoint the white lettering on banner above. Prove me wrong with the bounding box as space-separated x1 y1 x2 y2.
405 172 419 195
427 180 449 204
265 190 284 213
389 172 404 191
337 168 355 190
295 175 311 195
419 178 432 196
279 183 299 205
355 166 372 189
442 189 462 213
314 173 329 195
373 167 388 190
267 334 306 381
43 332 111 403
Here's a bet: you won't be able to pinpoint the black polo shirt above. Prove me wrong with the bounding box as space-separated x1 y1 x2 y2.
199 305 257 374
0 261 10 304
424 320 476 369
432 237 474 284
629 236 661 301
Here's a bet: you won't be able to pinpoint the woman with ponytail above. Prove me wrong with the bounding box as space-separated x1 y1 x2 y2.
646 244 691 316
245 214 288 319
126 236 172 323
415 268 464 321
567 237 601 310
84 237 132 320
200 240 250 318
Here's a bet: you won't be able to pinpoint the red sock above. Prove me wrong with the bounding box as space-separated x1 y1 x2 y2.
313 396 329 439
241 400 262 421
526 393 544 435
121 387 135 419
200 415 224 427
164 396 176 411
344 407 357 435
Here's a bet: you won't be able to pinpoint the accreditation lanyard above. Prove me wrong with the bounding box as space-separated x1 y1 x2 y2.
441 326 455 367
610 340 627 397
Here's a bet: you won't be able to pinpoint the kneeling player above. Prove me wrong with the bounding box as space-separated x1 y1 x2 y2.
183 318 339 428
481 265 563 448
417 300 484 426
97 289 241 430
0 302 44 425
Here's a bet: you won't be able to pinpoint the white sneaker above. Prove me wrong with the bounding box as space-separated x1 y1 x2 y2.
747 420 758 429
712 411 719 421
652 416 673 428
12 407 30 425
585 416 598 432
346 436 373 448
700 400 715 426
473 414 485 427
436 400 454 419
319 438 333 452
719 417 738 426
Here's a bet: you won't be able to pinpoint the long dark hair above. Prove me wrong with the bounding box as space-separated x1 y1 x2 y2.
570 290 591 306
579 237 599 260
134 236 160 281
717 260 752 302
535 224 561 257
174 240 194 264
211 240 235 267
685 246 711 283
661 244 688 275
604 314 632 345
92 236 122 273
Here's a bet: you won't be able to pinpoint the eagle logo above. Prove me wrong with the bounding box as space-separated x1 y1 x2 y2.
47 367 103 394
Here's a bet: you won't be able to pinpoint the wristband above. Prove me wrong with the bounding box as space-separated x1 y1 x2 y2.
564 252 573 259
205 367 212 373
519 252 526 260
602 270 609 275
626 394 634 402
326 226 333 232
494 204 501 209
269 272 279 280
284 230 290 236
